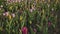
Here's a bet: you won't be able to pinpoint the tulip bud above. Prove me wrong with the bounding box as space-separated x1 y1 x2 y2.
48 21 51 27
12 13 15 18
29 21 32 24
20 16 23 21
5 12 9 16
8 15 12 20
33 28 37 32
22 26 28 34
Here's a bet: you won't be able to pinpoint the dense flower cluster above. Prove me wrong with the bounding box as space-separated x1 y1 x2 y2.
0 0 59 34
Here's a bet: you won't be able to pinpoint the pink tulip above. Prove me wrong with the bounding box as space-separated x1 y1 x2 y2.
30 9 33 12
48 21 51 27
22 26 28 34
3 13 6 16
33 28 37 32
3 12 9 16
5 12 9 16
12 13 15 18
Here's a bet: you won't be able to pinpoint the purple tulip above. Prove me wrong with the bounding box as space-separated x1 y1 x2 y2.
22 26 28 34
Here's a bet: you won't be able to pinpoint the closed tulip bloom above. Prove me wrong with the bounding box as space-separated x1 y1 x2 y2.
12 13 15 18
33 28 37 32
3 13 6 16
30 9 33 12
20 16 23 21
29 21 32 24
51 8 54 11
3 12 9 16
48 21 51 27
22 26 28 34
8 14 12 20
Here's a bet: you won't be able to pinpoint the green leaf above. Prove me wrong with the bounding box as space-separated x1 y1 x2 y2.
30 26 36 34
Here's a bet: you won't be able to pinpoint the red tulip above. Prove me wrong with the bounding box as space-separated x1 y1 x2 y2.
22 26 28 34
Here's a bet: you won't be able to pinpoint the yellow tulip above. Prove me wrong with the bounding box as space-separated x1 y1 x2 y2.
8 15 12 20
29 21 32 24
20 16 23 21
9 6 13 10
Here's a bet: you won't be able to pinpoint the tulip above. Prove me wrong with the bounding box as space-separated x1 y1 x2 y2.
33 28 37 32
3 12 9 16
48 21 51 27
12 13 15 18
6 12 9 16
30 9 33 12
3 13 6 16
51 8 54 11
8 14 12 20
22 26 28 34
29 21 32 24
20 16 23 21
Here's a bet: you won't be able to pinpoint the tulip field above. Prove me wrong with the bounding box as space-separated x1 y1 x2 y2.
0 0 60 34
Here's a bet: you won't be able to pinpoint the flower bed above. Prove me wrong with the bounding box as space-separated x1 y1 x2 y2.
0 0 59 34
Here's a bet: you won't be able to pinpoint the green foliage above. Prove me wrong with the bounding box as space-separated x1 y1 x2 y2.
0 0 59 34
